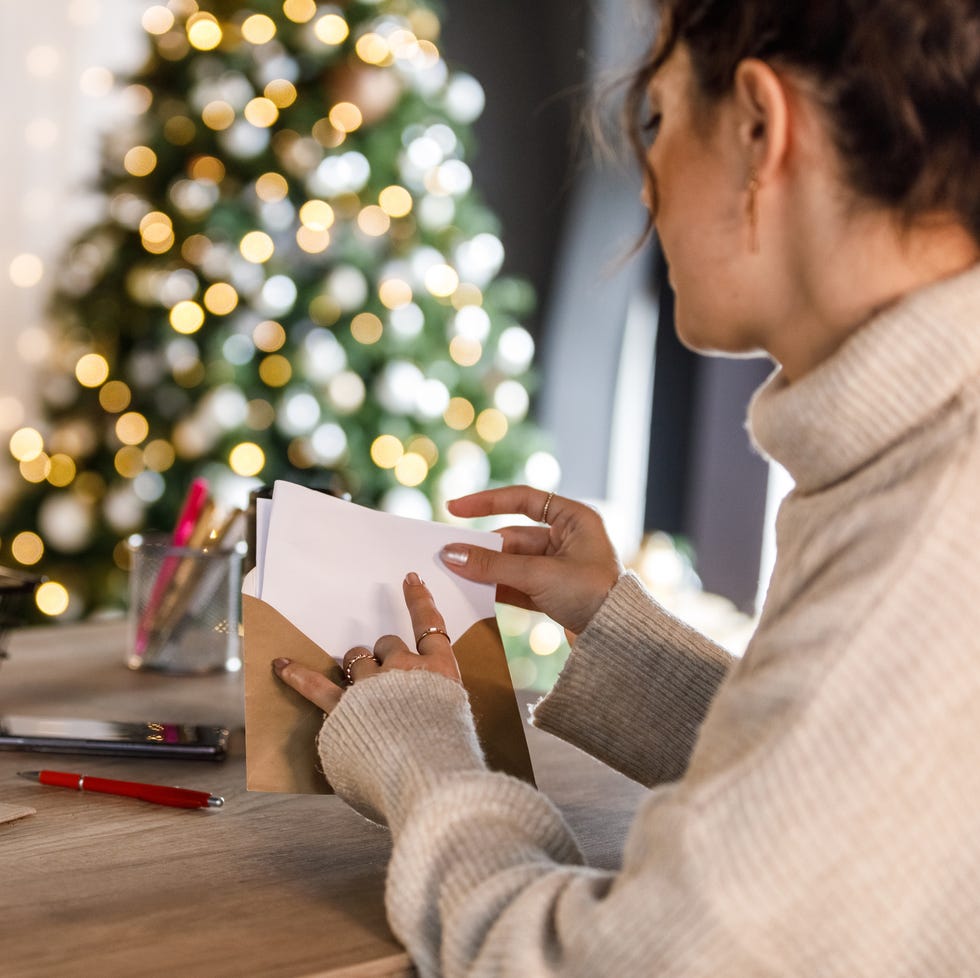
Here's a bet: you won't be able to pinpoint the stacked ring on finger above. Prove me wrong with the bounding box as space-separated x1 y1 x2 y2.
415 625 450 651
344 651 377 684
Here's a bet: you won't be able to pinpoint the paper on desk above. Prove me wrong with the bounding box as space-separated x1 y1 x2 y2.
243 481 535 794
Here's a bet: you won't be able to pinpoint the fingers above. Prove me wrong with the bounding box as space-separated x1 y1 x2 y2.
272 658 344 713
496 524 552 556
403 572 452 654
448 485 563 524
439 542 544 594
342 646 380 683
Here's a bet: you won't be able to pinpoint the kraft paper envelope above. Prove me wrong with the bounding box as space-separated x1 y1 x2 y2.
243 481 535 794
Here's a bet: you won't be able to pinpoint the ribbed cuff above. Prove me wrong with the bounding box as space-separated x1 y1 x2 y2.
318 669 488 828
532 572 732 786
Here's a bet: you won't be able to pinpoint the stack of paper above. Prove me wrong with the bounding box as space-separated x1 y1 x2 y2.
242 481 535 794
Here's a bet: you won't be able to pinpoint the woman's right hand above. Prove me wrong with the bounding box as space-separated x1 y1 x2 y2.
440 486 622 637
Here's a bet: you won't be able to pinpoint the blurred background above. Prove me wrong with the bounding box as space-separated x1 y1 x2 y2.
0 0 789 686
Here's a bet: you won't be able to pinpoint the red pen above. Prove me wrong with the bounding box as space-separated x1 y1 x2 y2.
18 770 224 809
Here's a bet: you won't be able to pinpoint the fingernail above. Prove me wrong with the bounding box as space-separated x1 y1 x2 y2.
440 546 468 566
405 571 424 586
272 657 291 672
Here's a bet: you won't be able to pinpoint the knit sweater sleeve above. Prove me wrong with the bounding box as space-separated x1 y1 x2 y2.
530 571 735 786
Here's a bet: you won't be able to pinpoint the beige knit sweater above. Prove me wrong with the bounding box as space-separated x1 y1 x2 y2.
319 264 980 977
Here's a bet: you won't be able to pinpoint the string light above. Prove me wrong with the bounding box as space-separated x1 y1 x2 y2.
314 13 349 45
0 0 543 634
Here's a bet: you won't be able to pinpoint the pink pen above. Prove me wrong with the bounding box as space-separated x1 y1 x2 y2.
133 477 209 657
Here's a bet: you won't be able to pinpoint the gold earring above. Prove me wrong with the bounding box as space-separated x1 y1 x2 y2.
747 171 760 254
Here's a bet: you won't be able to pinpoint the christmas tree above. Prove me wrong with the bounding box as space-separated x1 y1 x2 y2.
0 0 554 621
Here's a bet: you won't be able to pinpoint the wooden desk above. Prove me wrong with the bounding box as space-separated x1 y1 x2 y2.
0 622 647 978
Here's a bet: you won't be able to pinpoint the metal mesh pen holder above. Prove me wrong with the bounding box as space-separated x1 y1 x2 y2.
127 535 246 674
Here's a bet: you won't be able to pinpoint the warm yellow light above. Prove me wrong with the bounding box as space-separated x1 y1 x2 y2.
144 439 176 472
283 0 317 24
187 12 223 50
240 231 275 263
75 353 110 388
407 436 438 466
379 185 413 218
189 156 226 182
314 13 349 45
123 146 157 177
164 115 196 145
256 171 289 202
229 441 266 477
242 13 276 44
99 380 132 413
351 312 383 345
114 445 145 478
9 427 44 462
476 408 509 443
259 354 292 387
449 335 482 367
244 97 278 128
139 212 173 246
36 581 69 617
357 205 390 237
47 453 76 487
202 100 235 131
443 398 475 431
12 531 43 565
142 5 174 34
410 9 441 42
253 320 286 352
264 79 297 108
299 199 335 231
296 226 331 253
378 278 413 309
416 39 441 65
9 253 44 288
425 263 459 298
247 399 276 430
355 32 391 65
311 118 345 148
370 434 403 469
452 284 484 309
20 453 50 483
139 210 172 235
328 102 362 133
395 452 428 487
170 300 205 334
530 621 563 656
116 411 149 446
203 282 239 315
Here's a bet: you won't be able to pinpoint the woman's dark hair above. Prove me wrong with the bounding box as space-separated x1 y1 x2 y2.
626 0 980 242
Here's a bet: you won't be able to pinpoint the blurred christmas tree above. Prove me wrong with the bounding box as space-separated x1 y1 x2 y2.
0 0 556 620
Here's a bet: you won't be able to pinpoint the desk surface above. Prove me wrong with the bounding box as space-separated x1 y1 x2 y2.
0 622 646 978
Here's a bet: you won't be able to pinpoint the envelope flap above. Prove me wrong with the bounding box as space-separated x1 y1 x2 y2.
243 594 342 794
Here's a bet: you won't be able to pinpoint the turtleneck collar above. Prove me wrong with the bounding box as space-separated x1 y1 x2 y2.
748 264 980 492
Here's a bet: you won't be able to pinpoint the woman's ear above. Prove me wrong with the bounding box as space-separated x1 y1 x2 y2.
731 58 790 184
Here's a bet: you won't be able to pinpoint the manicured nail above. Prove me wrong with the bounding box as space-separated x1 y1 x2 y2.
440 546 469 566
405 572 424 586
272 657 291 672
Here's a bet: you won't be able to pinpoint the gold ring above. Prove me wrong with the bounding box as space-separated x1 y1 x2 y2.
540 490 555 524
415 626 450 650
344 652 377 684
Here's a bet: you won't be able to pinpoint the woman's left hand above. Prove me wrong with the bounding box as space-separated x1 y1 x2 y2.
272 572 462 714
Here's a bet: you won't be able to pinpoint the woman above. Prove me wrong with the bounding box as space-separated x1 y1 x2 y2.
275 0 980 973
